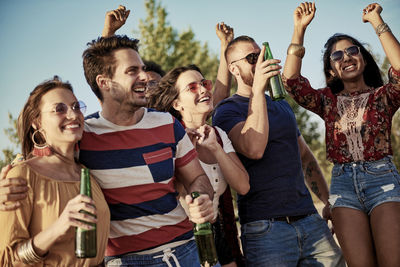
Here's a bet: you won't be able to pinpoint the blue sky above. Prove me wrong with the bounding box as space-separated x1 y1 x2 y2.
1 0 399 156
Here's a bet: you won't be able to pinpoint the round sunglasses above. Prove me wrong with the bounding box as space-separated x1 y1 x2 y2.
183 79 213 93
230 52 260 65
330 45 360 62
43 100 87 115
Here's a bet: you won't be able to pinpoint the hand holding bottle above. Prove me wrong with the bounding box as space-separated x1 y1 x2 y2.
53 194 97 237
185 193 214 224
252 45 282 95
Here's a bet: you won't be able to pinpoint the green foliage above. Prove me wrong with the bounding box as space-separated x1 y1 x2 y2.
0 113 20 169
137 0 218 81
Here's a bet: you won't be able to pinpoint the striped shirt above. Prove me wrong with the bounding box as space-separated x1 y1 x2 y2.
79 108 196 256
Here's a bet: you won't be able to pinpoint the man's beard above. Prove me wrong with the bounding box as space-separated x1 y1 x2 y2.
238 67 254 87
110 81 147 109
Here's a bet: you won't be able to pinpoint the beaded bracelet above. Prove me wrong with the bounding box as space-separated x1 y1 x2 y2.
375 23 391 37
287 43 305 59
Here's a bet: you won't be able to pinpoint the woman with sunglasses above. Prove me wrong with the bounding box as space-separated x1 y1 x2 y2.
0 76 110 266
283 2 400 266
147 63 249 267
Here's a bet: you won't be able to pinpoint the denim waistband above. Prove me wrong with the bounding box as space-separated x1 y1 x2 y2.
334 155 393 169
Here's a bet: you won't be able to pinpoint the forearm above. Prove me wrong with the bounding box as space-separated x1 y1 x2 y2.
30 225 61 256
212 148 249 195
283 25 306 79
239 91 269 158
213 44 232 106
302 152 329 204
185 173 214 201
370 18 400 71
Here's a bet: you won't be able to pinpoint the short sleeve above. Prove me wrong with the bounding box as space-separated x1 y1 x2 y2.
212 101 245 135
214 126 235 154
173 117 197 167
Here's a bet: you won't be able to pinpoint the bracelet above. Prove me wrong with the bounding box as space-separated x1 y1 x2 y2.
287 43 305 59
17 238 46 264
375 23 391 37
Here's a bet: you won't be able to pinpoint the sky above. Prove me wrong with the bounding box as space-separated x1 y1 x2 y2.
1 0 399 157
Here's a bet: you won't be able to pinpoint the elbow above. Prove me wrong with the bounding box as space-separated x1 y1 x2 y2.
244 149 264 160
237 182 250 195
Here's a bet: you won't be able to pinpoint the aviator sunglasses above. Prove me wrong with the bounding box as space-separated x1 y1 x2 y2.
230 52 260 65
184 79 213 93
330 45 361 62
43 100 87 115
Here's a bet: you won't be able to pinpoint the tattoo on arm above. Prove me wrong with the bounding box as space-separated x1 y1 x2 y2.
311 181 321 199
304 161 322 198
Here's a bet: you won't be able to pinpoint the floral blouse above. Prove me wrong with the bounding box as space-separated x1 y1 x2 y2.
283 67 400 164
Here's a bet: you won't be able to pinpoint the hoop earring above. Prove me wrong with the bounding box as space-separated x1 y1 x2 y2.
32 130 52 157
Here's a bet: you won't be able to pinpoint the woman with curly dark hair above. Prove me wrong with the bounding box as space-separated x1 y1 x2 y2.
283 2 400 266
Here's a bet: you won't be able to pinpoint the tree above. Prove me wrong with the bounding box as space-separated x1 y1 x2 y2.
0 113 20 169
137 0 218 81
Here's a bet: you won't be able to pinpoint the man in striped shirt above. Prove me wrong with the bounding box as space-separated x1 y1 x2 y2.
80 35 214 266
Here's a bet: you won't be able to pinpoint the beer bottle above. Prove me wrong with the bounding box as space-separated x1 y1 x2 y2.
191 192 218 267
263 42 286 101
75 168 97 258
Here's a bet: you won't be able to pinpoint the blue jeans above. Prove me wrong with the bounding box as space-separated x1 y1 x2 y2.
105 240 203 267
241 213 345 267
329 156 400 214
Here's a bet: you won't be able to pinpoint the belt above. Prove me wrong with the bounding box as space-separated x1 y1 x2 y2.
273 214 311 224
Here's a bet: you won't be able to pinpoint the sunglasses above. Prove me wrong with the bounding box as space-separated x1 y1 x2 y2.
330 45 361 62
230 52 260 65
184 79 213 93
44 100 87 115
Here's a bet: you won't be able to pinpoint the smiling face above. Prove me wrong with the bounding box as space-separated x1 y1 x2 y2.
37 88 84 149
229 41 260 87
329 39 366 83
107 48 148 109
173 70 213 121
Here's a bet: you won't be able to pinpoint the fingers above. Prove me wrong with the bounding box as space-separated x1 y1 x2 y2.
186 194 214 223
258 59 282 76
0 165 12 180
0 202 21 211
216 22 234 43
107 5 130 21
0 177 29 204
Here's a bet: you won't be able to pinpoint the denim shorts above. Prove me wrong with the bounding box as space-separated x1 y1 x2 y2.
329 156 400 214
240 213 345 266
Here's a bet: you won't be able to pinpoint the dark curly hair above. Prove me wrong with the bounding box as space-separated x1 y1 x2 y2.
147 64 202 121
323 33 383 94
82 35 140 101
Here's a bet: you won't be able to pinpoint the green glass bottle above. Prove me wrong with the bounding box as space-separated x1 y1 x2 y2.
75 168 97 258
263 42 286 101
191 192 218 267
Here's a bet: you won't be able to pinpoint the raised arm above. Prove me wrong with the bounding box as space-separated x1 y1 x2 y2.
228 46 279 159
283 2 316 79
362 3 400 71
101 5 130 37
213 22 234 106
